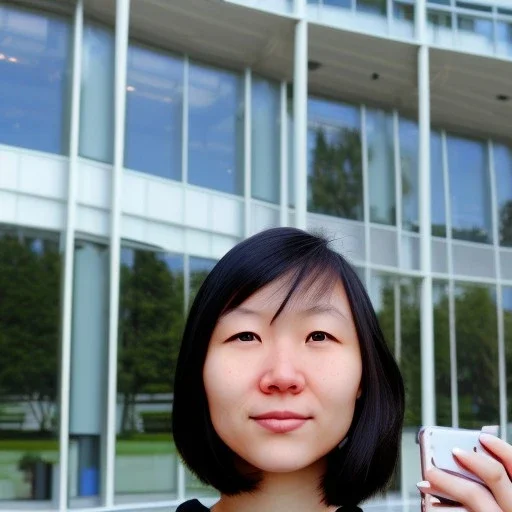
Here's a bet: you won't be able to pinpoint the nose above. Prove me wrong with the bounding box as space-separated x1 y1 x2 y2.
259 348 305 395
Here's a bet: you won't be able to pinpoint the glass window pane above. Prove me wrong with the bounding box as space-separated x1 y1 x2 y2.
433 281 452 426
188 63 244 195
428 10 453 28
124 43 183 180
79 23 115 163
447 135 492 243
496 21 512 58
367 109 396 225
399 118 419 231
307 98 363 220
503 287 512 439
0 228 61 500
357 0 387 16
0 6 71 154
431 131 446 237
394 2 415 22
456 284 499 428
189 257 217 306
370 273 421 497
457 15 493 44
251 77 280 204
324 0 352 8
399 278 421 429
495 144 512 247
115 249 184 500
185 257 217 496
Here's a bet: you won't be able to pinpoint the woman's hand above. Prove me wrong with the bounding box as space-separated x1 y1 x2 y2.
418 433 512 512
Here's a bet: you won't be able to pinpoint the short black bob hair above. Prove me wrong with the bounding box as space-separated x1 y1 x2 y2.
173 227 404 507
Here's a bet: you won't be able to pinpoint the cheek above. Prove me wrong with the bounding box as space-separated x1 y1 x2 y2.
203 352 245 415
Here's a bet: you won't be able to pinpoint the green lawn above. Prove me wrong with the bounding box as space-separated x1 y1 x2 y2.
0 435 176 456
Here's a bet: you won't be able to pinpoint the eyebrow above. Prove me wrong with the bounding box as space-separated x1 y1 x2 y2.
224 304 349 322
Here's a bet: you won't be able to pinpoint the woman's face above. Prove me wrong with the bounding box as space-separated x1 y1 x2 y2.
203 276 362 474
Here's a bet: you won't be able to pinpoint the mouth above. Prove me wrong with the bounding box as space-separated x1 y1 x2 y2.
250 411 312 433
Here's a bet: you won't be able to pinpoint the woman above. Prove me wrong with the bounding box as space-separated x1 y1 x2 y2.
172 227 512 511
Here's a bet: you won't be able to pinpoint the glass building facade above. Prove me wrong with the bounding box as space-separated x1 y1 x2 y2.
0 0 511 510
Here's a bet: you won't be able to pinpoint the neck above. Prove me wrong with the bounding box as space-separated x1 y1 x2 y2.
211 459 339 512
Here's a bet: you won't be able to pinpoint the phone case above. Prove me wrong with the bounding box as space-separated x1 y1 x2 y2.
418 426 498 512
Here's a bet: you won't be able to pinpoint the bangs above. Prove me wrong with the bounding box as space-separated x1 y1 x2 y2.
219 232 342 323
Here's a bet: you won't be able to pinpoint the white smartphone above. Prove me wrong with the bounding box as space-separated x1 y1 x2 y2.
418 426 497 511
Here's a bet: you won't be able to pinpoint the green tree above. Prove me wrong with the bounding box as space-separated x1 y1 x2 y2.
309 128 363 220
117 251 184 433
0 235 60 431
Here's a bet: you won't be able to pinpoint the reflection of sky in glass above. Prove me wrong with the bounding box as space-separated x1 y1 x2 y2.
125 44 183 180
251 77 280 203
0 6 71 154
457 15 493 43
503 287 512 312
190 256 216 274
447 135 492 241
494 144 512 210
307 97 360 179
430 131 446 236
188 63 244 195
399 118 419 230
120 247 183 275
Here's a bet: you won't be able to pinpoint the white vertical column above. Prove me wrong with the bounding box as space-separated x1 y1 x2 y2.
393 110 403 269
280 81 289 227
417 0 435 426
489 141 507 440
58 2 83 510
293 0 308 230
182 56 189 185
105 0 130 505
361 105 371 289
442 132 458 427
244 68 252 237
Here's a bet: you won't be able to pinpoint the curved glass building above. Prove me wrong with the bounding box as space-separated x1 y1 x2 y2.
0 0 511 510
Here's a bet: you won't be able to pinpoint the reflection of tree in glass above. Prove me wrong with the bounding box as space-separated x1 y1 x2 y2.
0 234 60 432
377 280 499 428
308 128 363 220
433 287 451 427
189 270 211 307
455 285 499 428
375 277 421 427
117 250 184 434
499 200 512 246
504 306 512 422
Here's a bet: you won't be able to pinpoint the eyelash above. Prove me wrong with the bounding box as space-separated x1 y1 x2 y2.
226 331 337 343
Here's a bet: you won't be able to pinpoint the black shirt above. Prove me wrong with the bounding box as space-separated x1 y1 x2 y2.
175 499 363 511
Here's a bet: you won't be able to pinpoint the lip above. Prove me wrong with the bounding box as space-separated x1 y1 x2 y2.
250 411 312 433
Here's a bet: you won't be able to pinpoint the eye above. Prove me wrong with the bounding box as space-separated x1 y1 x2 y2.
226 331 260 343
306 331 334 343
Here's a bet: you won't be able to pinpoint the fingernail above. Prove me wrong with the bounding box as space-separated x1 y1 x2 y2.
431 497 441 504
417 480 431 491
480 433 497 443
452 447 467 457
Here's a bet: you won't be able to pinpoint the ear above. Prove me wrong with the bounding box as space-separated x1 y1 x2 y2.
356 386 362 399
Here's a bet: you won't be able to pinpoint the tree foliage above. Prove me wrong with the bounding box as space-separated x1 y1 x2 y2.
117 250 185 433
0 235 60 431
308 128 363 220
377 279 500 428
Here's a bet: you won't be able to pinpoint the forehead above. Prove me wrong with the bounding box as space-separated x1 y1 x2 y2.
233 272 350 315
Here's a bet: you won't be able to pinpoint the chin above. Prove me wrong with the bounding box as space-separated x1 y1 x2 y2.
242 451 328 474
